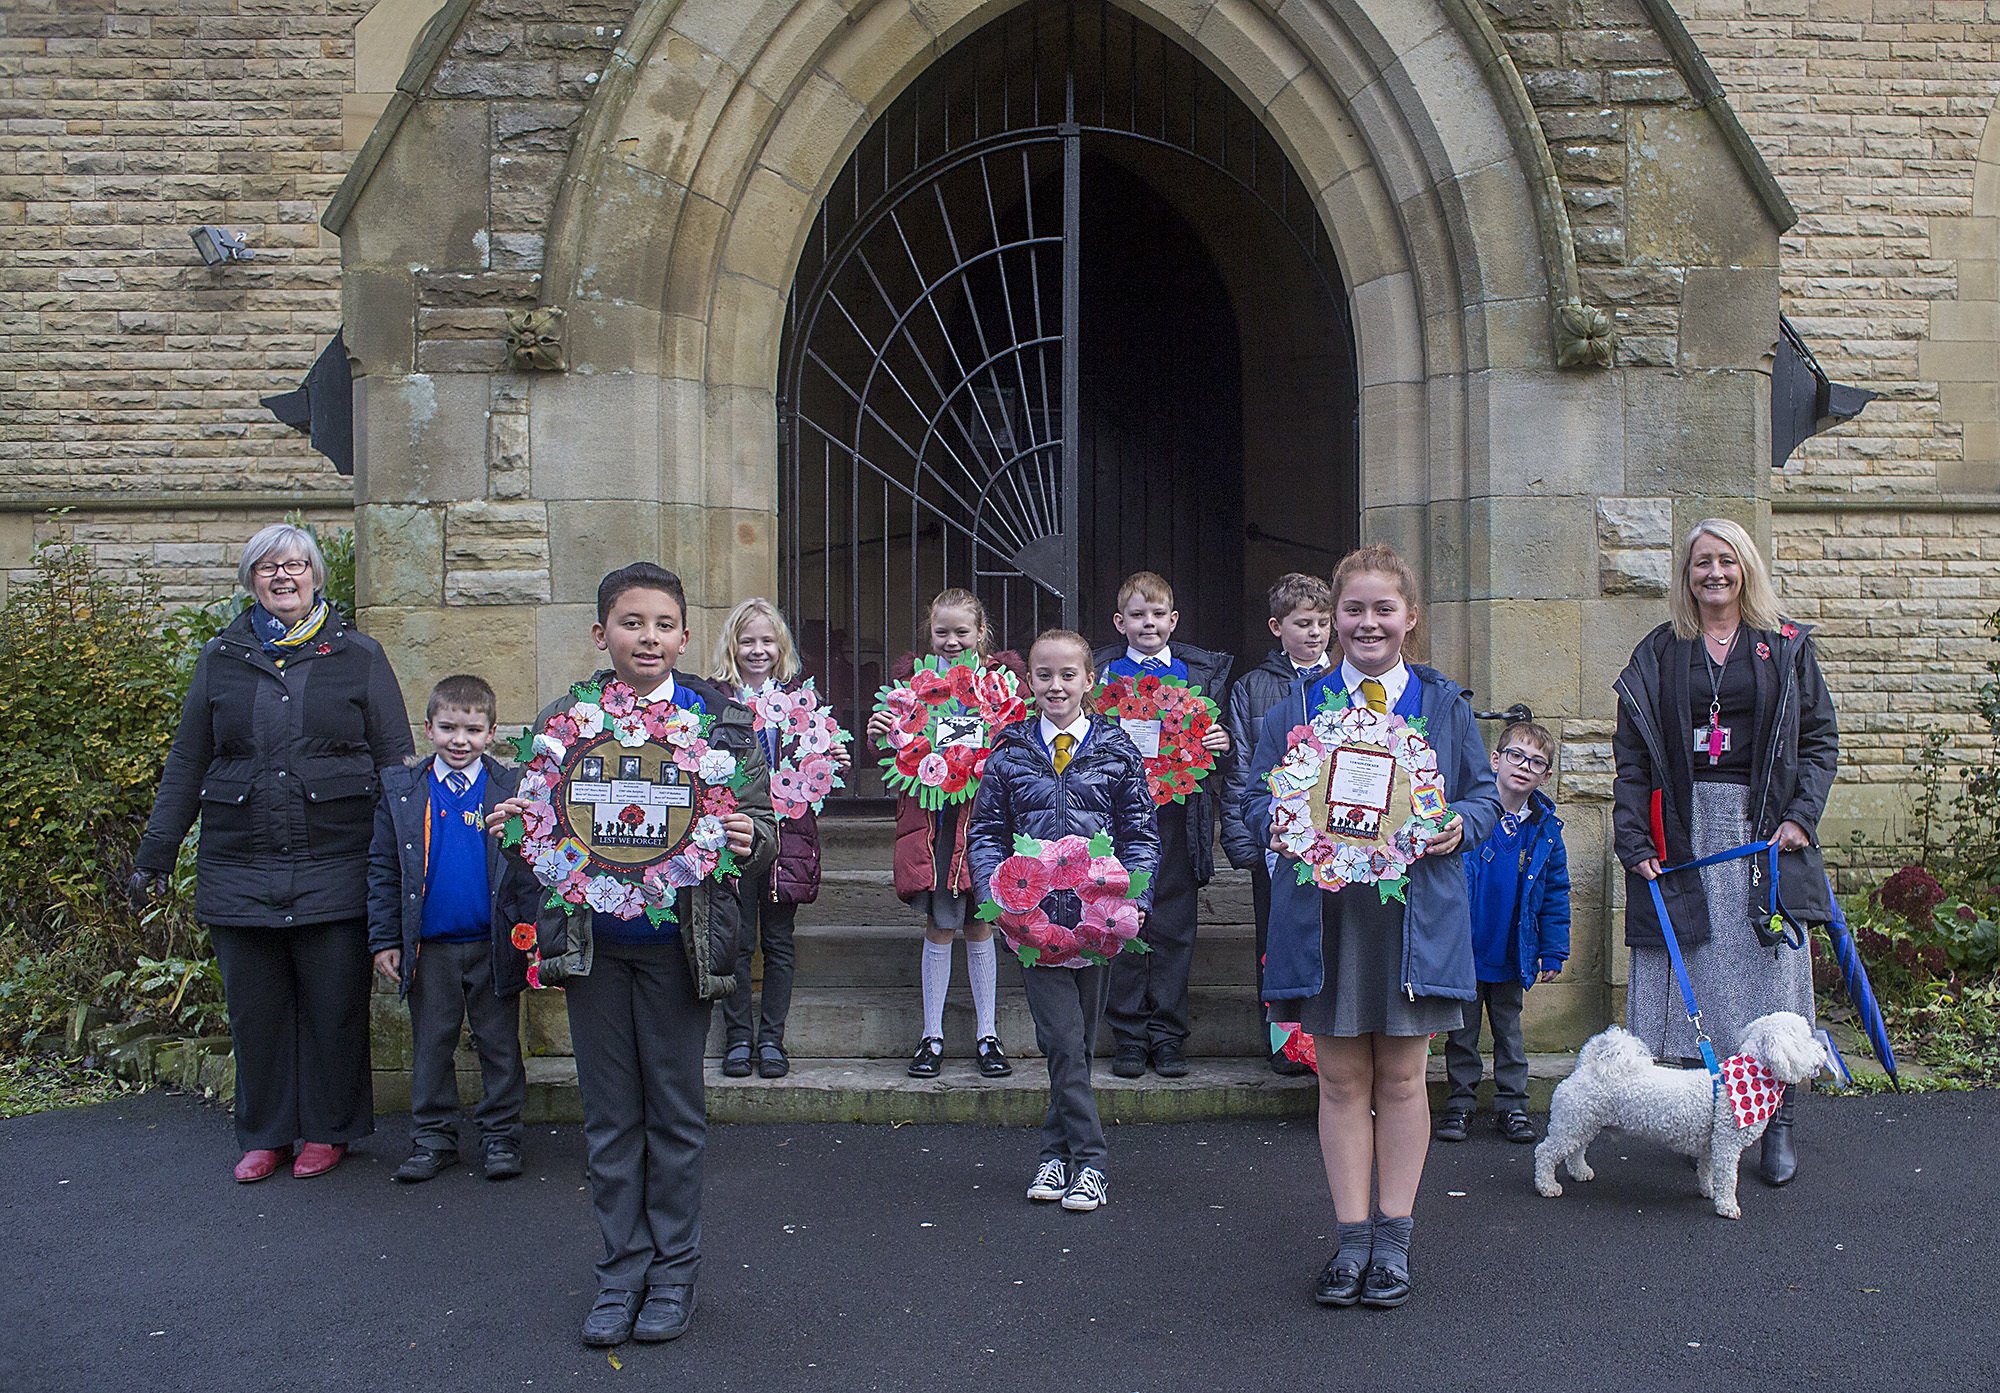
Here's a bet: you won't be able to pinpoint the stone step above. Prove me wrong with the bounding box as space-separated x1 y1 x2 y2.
807 867 1256 925
779 922 1261 989
365 1053 1578 1126
516 984 1278 1061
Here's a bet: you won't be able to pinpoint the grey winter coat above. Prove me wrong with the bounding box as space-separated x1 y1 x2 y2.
136 607 413 927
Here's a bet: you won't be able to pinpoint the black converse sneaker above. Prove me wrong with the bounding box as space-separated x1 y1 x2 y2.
1060 1166 1109 1212
1026 1158 1068 1201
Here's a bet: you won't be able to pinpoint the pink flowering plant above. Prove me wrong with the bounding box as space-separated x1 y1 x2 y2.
974 831 1154 968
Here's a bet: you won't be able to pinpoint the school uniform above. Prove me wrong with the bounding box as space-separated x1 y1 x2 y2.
1242 660 1500 1034
500 670 777 1296
1094 642 1233 1060
366 752 537 1153
967 714 1159 1168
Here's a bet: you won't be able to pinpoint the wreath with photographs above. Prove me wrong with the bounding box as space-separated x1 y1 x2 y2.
1090 672 1222 806
499 677 747 925
972 832 1154 968
872 654 1029 809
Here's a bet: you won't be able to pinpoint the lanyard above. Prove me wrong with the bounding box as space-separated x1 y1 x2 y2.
1701 628 1738 764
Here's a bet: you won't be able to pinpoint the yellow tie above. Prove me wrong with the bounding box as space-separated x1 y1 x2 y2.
1359 677 1388 714
1053 732 1075 774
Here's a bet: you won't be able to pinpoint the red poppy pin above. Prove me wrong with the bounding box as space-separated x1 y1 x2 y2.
1780 622 1799 640
315 642 332 655
1756 641 1771 661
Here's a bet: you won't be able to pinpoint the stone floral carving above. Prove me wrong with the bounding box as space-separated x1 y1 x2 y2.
504 305 566 371
1554 300 1615 369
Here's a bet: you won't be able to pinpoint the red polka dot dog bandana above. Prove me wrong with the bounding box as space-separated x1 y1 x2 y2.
1721 1053 1783 1128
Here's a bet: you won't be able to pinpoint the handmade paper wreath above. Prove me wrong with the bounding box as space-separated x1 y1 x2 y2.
499 677 747 925
1265 694 1448 903
972 832 1154 968
1090 672 1221 806
872 654 1029 809
747 678 851 820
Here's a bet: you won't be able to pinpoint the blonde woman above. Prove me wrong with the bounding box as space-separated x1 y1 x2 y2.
1612 518 1838 1187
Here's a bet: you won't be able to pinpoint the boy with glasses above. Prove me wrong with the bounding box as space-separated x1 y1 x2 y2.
1435 720 1570 1144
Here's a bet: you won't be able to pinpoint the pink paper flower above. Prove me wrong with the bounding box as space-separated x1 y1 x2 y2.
771 767 810 820
1077 856 1131 903
521 800 556 840
672 737 712 774
991 855 1054 913
1081 897 1141 941
1043 835 1093 891
599 681 637 717
1038 924 1080 965
916 752 949 787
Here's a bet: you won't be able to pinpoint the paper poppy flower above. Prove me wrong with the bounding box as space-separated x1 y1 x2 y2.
599 681 638 718
1038 924 1081 965
510 922 536 951
911 667 954 703
948 661 978 702
1045 835 1093 890
771 767 810 819
618 804 646 829
895 737 932 777
671 736 711 773
545 713 580 744
917 752 949 787
1078 856 1131 902
521 800 556 840
992 855 1054 912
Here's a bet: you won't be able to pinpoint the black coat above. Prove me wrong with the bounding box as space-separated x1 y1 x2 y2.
966 717 1162 924
1091 641 1233 884
365 754 541 999
137 607 412 927
1613 620 1839 947
1219 648 1324 869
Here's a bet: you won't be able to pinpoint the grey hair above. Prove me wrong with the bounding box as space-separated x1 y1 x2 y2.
237 523 327 592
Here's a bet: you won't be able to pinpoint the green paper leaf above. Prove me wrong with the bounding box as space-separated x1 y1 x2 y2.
508 727 538 762
646 900 678 927
1017 945 1041 968
571 680 602 706
715 849 739 878
1128 869 1152 900
1014 833 1041 855
1124 937 1153 955
1080 949 1110 966
1296 860 1316 886
1315 686 1349 715
1087 830 1113 859
1377 876 1409 905
1407 716 1429 736
973 899 1004 922
499 814 525 849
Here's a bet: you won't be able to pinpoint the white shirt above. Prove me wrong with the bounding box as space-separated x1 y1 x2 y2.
431 755 481 786
642 674 681 705
1039 713 1091 750
1125 645 1173 669
1340 657 1410 710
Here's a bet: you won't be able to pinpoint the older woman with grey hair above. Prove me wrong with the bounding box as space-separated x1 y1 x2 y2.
133 522 412 1182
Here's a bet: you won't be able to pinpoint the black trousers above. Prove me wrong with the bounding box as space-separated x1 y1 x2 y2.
565 940 712 1292
209 919 374 1151
1251 856 1274 1038
1021 960 1111 1169
406 937 525 1150
719 874 797 1047
1106 804 1195 1052
1444 980 1529 1114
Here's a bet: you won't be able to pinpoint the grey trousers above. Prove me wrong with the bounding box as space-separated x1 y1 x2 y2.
565 940 712 1291
1443 979 1529 1114
1021 960 1111 1169
1106 806 1195 1052
406 937 525 1150
210 919 373 1151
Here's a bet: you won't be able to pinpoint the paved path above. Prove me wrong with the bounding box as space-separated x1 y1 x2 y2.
3 1089 1995 1393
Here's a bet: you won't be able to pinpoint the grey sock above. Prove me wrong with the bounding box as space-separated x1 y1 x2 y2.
1371 1214 1414 1277
1334 1220 1372 1269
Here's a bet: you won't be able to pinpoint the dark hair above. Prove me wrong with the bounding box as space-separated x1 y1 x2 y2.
597 562 686 624
1030 627 1096 678
1268 571 1334 620
427 673 497 724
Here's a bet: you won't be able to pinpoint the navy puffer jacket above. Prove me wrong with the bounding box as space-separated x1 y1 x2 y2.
967 718 1163 938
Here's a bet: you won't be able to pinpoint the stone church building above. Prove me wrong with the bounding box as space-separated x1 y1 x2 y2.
5 0 1998 1056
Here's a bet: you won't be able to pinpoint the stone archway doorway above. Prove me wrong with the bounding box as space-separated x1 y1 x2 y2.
778 0 1358 758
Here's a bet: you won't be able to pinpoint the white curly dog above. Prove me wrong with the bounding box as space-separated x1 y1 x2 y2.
1533 1011 1829 1220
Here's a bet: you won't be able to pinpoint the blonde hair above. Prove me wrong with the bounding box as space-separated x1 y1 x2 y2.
1030 627 1096 679
1115 570 1173 611
1669 518 1780 639
927 587 993 659
712 596 801 687
1330 543 1421 615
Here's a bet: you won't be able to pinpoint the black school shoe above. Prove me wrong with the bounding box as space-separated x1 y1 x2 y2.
907 1036 944 1078
721 1041 753 1078
393 1147 457 1183
1432 1112 1468 1143
976 1036 1012 1078
756 1041 790 1079
1496 1109 1537 1144
580 1289 640 1346
632 1284 696 1342
1360 1264 1413 1309
1151 1042 1190 1078
1111 1047 1147 1079
484 1140 523 1180
1313 1256 1365 1307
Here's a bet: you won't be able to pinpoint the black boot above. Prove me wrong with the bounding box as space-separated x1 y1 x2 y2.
1759 1085 1797 1187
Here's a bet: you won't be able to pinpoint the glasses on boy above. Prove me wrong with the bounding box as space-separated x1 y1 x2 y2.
1498 746 1552 775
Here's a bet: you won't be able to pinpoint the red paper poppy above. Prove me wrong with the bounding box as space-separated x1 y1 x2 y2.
1045 836 1092 890
992 854 1054 912
948 662 978 702
509 922 536 951
895 736 932 777
910 668 954 703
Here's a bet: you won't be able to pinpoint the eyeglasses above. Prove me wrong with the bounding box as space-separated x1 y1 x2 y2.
251 557 311 578
1499 746 1552 774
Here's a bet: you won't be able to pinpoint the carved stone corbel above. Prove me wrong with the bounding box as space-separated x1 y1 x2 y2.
504 305 566 372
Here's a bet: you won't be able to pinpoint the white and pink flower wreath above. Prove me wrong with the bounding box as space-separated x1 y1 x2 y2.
746 678 851 820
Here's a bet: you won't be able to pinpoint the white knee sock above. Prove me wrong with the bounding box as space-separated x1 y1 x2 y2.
966 936 998 1040
921 939 953 1041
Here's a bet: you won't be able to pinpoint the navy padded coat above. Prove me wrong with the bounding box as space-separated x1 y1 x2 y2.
966 717 1163 936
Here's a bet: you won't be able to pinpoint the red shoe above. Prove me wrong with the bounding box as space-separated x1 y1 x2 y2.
234 1148 292 1183
292 1142 347 1179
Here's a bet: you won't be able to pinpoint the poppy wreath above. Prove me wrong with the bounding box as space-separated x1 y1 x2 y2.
972 831 1154 968
872 653 1029 809
498 677 748 926
1089 672 1222 806
1265 693 1447 905
747 678 852 820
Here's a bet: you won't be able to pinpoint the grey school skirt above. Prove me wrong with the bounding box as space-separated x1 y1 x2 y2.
1295 885 1466 1040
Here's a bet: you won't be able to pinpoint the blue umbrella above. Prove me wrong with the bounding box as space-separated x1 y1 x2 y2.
1822 878 1900 1089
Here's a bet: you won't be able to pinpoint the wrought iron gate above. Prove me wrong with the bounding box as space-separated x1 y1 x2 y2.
779 0 1352 782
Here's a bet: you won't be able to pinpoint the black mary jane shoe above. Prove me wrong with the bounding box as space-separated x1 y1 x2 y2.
976 1035 1013 1078
907 1036 944 1078
1359 1264 1413 1309
721 1041 753 1078
580 1290 641 1347
1313 1258 1365 1307
756 1041 790 1079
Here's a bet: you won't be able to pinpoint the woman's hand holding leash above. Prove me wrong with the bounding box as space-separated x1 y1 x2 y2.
1768 819 1809 852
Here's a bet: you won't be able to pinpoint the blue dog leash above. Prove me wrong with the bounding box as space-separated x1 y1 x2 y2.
1645 841 1803 1083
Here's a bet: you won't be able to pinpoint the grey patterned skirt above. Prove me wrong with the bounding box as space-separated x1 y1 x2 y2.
1626 781 1816 1060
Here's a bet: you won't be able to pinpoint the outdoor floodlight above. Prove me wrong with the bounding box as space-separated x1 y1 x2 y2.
191 225 254 266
